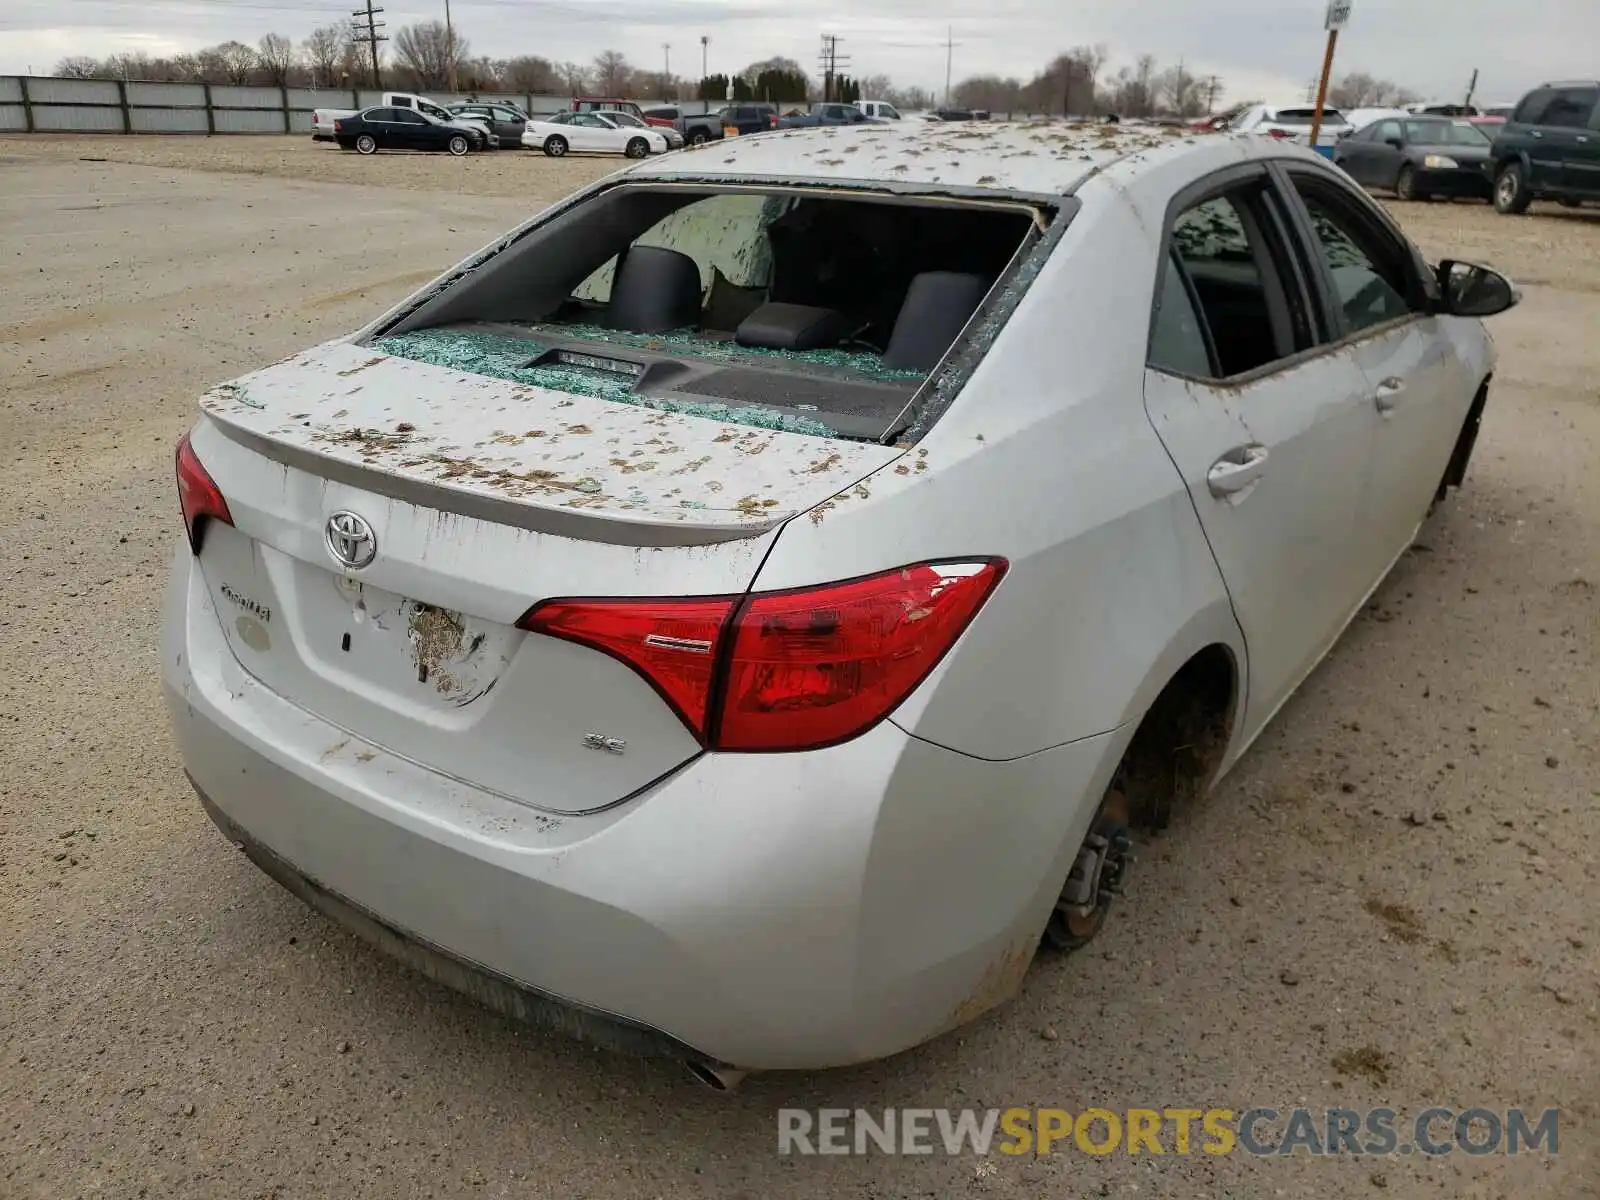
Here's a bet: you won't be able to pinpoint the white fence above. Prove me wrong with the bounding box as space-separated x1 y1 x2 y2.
0 75 717 135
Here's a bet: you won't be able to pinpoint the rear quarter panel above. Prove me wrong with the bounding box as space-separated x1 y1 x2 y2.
752 187 1245 762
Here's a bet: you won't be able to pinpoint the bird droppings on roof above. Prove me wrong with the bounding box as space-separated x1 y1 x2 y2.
626 117 1225 196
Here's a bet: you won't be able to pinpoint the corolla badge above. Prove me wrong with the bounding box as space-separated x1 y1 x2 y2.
325 511 377 570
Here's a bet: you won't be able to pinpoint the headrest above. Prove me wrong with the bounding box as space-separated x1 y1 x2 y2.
734 303 850 351
607 246 703 334
883 272 990 372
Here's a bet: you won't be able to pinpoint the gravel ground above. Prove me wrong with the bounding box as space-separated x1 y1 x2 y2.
1 136 1597 1200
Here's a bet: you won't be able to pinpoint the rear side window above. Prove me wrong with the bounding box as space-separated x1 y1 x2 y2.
1148 252 1214 378
1288 180 1415 335
1541 87 1600 128
1167 189 1309 378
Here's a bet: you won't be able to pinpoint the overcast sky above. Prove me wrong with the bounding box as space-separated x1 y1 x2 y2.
2 0 1594 107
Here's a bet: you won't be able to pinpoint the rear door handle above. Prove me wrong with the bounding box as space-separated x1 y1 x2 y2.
1206 445 1269 497
1374 377 1406 413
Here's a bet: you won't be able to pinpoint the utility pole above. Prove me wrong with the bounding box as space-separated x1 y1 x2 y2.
1206 75 1220 114
444 0 456 92
1463 67 1478 109
351 0 387 90
944 26 954 107
700 35 709 83
817 34 849 103
662 43 671 98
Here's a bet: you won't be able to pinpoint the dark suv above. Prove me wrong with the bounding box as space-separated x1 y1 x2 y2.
1487 81 1600 213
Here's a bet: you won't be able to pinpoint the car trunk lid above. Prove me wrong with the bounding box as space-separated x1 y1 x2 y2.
189 340 900 814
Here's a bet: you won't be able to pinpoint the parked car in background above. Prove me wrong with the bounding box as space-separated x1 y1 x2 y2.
522 111 670 158
718 103 779 135
1231 104 1351 149
1406 102 1480 117
929 107 976 121
642 106 723 145
571 97 673 128
1334 116 1494 200
448 102 529 146
777 102 881 129
1486 80 1600 213
313 91 494 146
597 108 684 149
167 121 1517 1079
333 107 484 156
1339 106 1411 134
855 100 903 120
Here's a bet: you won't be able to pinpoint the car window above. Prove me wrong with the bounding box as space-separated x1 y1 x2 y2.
1376 120 1402 142
1148 252 1214 378
575 115 607 128
369 108 397 122
572 193 789 306
396 110 427 125
882 105 901 119
1289 182 1414 335
1169 190 1306 377
1539 87 1599 129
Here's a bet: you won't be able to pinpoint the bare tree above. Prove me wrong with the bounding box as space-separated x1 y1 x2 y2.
592 50 629 95
1328 71 1422 108
954 75 1024 114
1158 61 1205 117
394 21 465 91
256 33 294 86
190 41 258 85
54 56 102 78
458 57 503 92
559 61 589 94
302 25 347 87
503 54 561 93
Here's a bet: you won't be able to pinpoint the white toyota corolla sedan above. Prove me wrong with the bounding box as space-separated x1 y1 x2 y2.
164 120 1516 1083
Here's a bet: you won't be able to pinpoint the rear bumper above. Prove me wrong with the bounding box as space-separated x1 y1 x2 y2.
162 545 1121 1070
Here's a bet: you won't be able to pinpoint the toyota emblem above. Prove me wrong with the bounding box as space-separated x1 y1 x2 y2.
325 511 376 570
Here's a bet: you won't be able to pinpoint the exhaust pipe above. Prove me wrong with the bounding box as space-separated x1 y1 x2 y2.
685 1060 749 1091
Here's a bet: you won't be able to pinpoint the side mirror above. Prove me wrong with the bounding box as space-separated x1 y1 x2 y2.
1436 259 1520 317
1385 136 1405 150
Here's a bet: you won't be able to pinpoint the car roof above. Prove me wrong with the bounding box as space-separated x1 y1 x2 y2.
619 119 1292 199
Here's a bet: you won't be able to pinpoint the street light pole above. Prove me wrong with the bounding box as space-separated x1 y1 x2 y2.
701 35 709 82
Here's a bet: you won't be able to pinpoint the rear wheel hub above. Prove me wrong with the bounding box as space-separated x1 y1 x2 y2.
1044 788 1135 951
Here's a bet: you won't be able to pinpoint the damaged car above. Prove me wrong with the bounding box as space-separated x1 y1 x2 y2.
164 119 1517 1082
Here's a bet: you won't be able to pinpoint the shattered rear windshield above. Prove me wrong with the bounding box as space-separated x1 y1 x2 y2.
376 187 1049 442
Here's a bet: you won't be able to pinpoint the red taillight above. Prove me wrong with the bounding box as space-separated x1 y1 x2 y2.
517 559 1005 753
334 119 346 132
1266 128 1293 139
175 432 232 553
519 596 735 742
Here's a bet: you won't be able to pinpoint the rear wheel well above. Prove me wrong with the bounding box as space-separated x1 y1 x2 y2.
1119 645 1236 830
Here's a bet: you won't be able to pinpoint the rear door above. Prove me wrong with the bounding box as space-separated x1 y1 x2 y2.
1559 87 1600 194
1367 118 1406 187
1276 164 1463 581
1515 87 1587 189
1142 166 1377 738
366 108 400 148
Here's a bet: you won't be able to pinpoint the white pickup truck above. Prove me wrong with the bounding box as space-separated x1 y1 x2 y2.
312 92 496 147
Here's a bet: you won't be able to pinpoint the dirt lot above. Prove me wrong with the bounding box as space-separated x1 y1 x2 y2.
1 135 1596 1200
